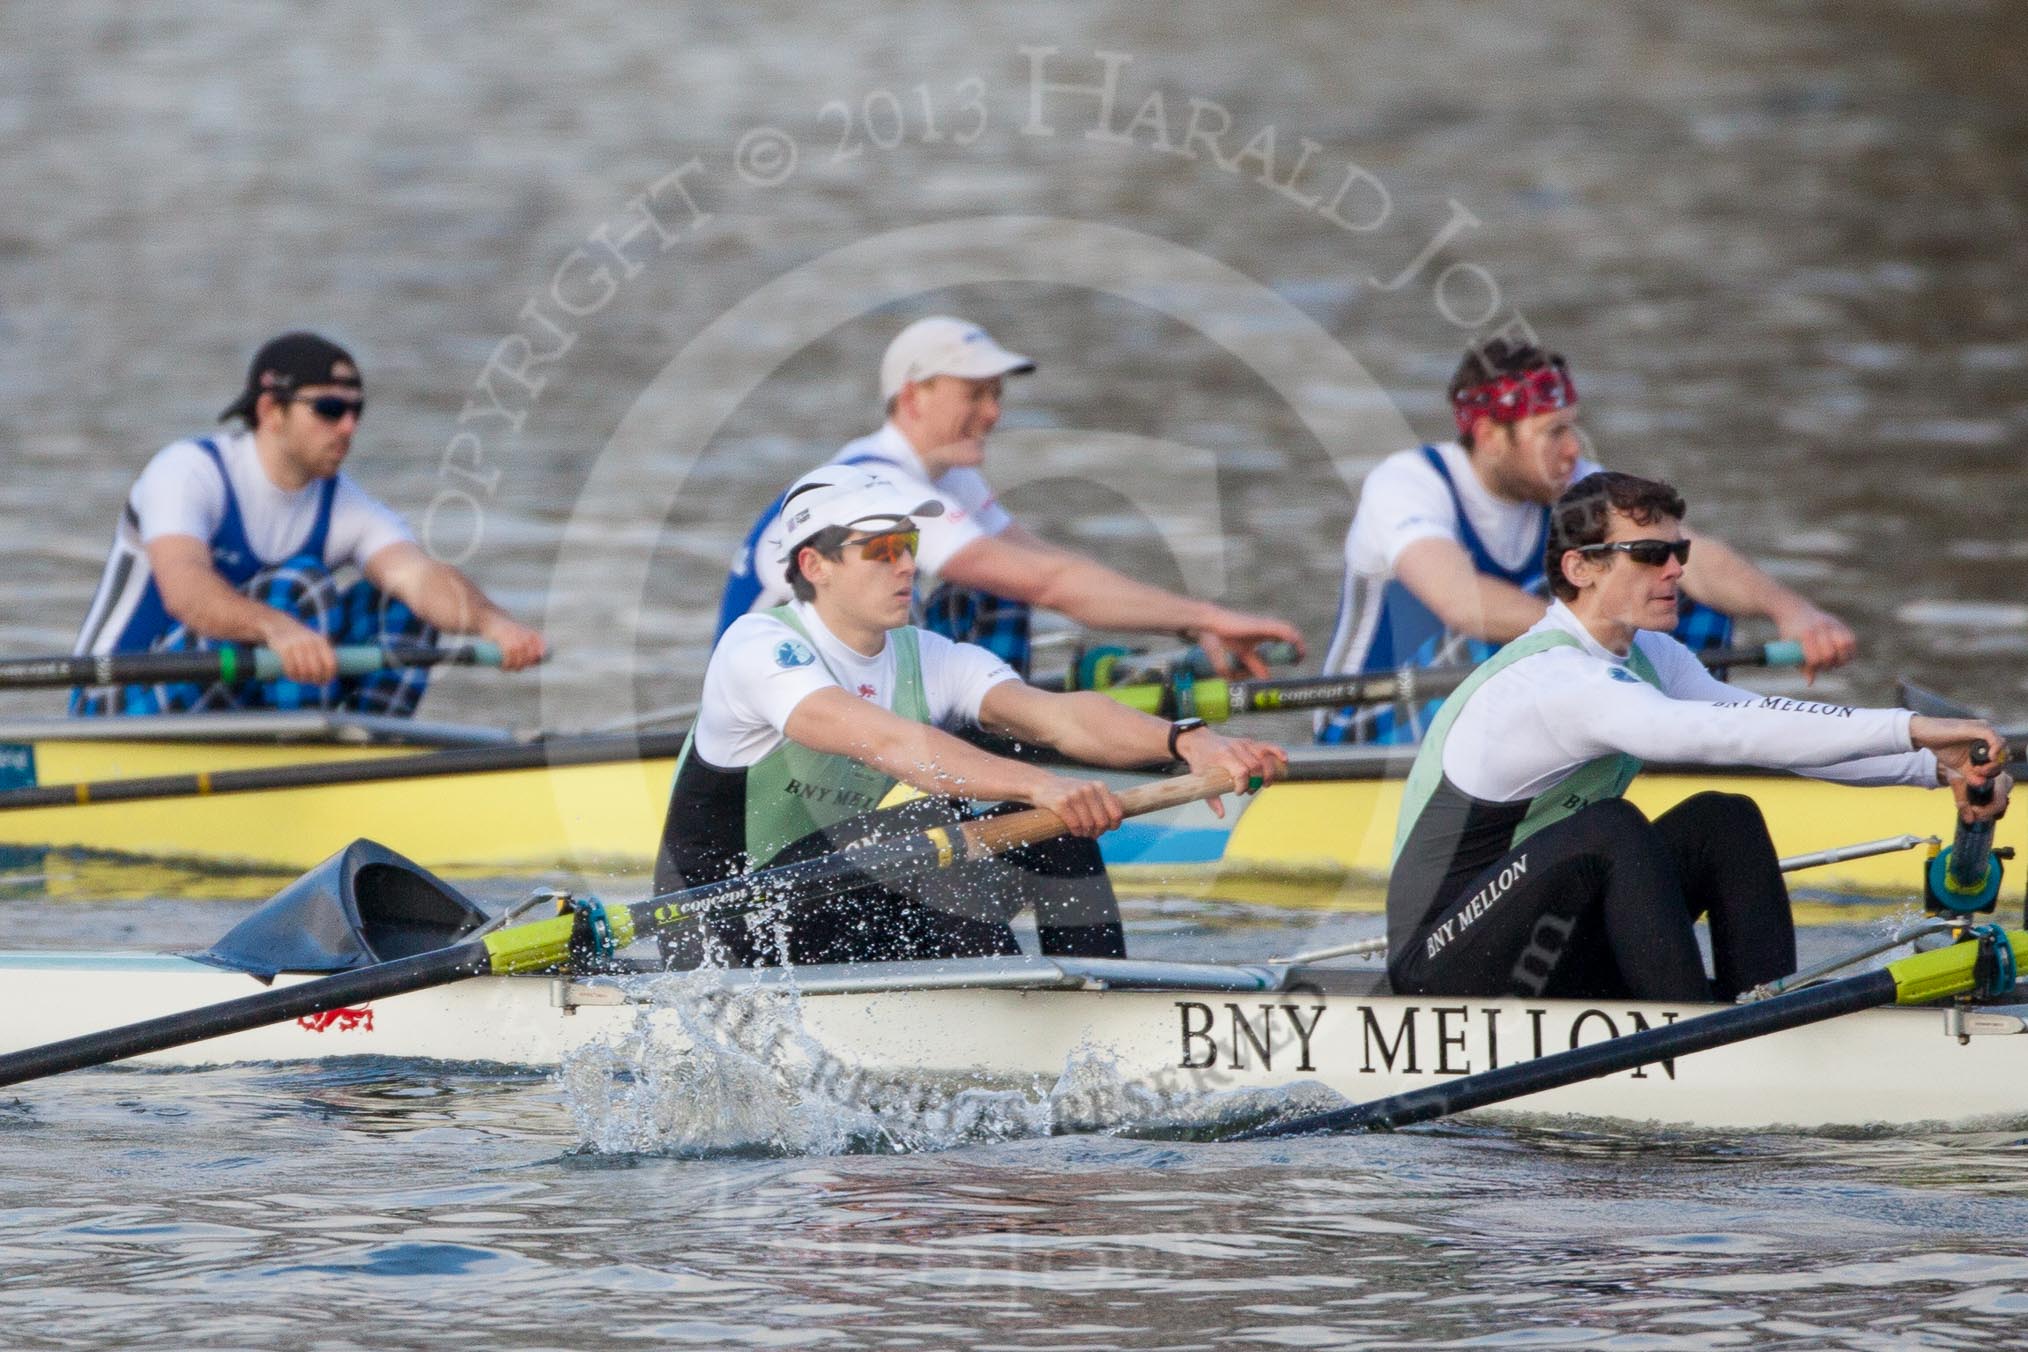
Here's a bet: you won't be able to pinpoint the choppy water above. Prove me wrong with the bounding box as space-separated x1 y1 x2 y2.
5 0 2028 1347
6 897 2028 1351
2 0 2026 734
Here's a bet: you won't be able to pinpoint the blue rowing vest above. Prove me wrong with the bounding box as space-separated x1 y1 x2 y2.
73 439 337 715
716 487 788 644
1316 446 1732 745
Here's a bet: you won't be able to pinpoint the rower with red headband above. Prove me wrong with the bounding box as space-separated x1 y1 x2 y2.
1315 338 1855 744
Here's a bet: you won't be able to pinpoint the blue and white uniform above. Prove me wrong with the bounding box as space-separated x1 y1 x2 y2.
1317 442 1734 744
72 430 413 714
716 422 1029 667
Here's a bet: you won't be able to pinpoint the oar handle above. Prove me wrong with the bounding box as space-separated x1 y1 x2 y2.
1938 733 2003 904
253 641 506 681
956 768 1240 858
1706 639 1804 671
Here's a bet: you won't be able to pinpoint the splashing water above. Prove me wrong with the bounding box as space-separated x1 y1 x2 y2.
556 968 1349 1158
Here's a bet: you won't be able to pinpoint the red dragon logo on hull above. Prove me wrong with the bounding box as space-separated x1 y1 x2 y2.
297 1006 375 1033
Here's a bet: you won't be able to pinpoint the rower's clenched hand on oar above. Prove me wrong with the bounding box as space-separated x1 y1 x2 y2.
1186 608 1308 680
1767 597 1858 682
1913 717 2014 822
1169 723 1288 820
1019 773 1127 838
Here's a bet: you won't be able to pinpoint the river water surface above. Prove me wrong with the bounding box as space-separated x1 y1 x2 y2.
3 1 2028 1348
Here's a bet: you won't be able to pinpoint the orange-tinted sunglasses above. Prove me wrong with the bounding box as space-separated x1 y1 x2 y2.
843 529 920 564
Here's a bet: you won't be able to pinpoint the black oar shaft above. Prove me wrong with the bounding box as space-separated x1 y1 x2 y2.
1106 643 1800 721
0 844 937 1088
0 731 691 812
1237 969 1897 1139
0 941 492 1088
0 643 499 692
0 770 1239 1087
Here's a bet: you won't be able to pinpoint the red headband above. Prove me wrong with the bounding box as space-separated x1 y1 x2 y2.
1451 362 1578 438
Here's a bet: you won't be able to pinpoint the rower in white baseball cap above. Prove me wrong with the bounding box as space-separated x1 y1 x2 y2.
717 314 1304 681
661 463 1290 971
764 465 945 575
877 316 1035 403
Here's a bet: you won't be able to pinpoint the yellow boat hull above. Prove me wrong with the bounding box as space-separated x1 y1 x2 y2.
0 719 1992 902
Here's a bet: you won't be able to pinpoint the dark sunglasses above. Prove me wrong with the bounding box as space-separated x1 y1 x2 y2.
1576 538 1691 567
288 393 366 423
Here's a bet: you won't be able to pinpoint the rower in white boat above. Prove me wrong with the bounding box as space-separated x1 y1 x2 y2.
656 465 1287 967
1387 470 2011 1003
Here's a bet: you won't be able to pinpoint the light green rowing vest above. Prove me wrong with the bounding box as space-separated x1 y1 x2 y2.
1391 629 1661 864
678 606 932 868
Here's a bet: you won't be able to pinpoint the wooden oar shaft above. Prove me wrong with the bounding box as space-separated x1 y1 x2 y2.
0 642 503 691
0 766 1233 1088
957 769 1237 856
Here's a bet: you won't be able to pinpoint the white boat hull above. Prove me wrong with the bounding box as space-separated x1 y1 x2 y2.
5 952 2023 1132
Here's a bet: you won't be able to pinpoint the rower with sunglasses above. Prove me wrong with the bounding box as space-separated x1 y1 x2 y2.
71 332 544 715
1385 471 2009 1002
1316 337 1856 744
657 464 1288 968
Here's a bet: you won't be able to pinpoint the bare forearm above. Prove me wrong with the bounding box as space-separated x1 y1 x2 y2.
1680 534 1798 621
161 572 299 643
386 560 507 634
985 689 1171 768
1450 578 1548 643
857 722 1059 802
1028 552 1219 634
1393 539 1547 643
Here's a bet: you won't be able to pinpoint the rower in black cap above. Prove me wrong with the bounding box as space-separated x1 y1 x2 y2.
71 331 544 715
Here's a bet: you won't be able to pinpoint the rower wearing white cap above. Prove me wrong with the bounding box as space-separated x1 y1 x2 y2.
662 464 1288 968
718 316 1305 678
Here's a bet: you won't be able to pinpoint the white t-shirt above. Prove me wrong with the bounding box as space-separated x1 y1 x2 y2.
695 601 1020 767
1346 441 1602 585
1323 441 1607 673
73 429 415 658
130 430 412 567
743 422 1015 613
1442 601 1936 801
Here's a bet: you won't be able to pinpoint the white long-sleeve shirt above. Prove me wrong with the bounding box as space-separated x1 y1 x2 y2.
1441 601 1936 803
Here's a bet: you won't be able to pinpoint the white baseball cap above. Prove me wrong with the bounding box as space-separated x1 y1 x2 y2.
878 316 1035 402
767 465 945 565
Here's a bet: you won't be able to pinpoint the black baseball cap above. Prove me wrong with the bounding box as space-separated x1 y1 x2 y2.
220 332 363 423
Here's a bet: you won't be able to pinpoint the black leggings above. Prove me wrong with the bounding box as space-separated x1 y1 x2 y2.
1387 793 1793 1002
660 795 1126 968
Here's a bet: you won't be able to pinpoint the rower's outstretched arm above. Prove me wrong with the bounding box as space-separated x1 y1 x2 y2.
146 535 341 684
1678 530 1855 675
362 542 546 670
1392 538 1549 643
976 682 1287 811
943 532 1303 677
781 686 1124 836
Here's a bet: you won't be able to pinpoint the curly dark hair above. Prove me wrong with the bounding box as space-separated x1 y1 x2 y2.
1545 471 1687 601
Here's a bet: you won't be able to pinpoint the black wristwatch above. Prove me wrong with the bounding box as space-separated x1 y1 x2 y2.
1167 717 1209 761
